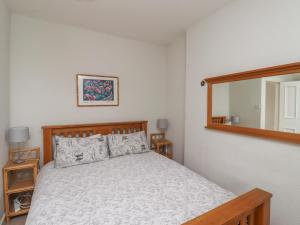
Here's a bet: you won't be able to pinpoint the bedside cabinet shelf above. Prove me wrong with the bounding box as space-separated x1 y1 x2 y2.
8 178 35 194
9 207 30 217
3 159 39 222
8 192 32 217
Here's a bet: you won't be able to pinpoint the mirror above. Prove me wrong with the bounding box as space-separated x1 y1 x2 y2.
212 73 300 133
205 62 300 144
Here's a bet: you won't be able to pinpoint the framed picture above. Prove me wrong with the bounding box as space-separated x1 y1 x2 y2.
77 74 119 106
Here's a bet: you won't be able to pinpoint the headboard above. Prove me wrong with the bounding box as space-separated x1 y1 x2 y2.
42 121 148 165
212 116 226 124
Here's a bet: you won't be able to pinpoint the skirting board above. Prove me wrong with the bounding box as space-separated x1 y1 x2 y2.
0 213 4 225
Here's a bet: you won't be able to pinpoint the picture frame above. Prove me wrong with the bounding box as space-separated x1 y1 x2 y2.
77 74 119 107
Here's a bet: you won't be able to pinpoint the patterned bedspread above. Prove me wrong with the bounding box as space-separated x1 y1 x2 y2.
26 152 235 225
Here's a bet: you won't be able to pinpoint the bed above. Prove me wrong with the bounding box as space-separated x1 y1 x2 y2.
26 121 272 225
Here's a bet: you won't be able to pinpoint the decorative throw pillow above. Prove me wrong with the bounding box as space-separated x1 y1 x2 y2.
107 131 150 158
54 135 109 168
52 134 101 160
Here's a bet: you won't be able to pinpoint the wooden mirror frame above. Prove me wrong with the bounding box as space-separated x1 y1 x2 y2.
205 61 300 144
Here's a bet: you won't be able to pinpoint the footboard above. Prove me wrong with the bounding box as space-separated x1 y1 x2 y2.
183 188 272 225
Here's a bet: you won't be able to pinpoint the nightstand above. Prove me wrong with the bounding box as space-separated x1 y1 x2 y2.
3 159 39 222
152 138 173 159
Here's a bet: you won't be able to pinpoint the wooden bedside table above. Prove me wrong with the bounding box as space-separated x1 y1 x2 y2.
151 137 173 159
3 159 39 222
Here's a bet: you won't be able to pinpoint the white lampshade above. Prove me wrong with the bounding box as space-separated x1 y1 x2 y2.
157 119 168 131
231 115 240 124
8 127 30 143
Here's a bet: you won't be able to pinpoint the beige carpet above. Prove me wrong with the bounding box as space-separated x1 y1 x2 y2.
3 216 26 225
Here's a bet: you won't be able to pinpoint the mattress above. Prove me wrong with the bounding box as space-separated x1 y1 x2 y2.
26 152 235 225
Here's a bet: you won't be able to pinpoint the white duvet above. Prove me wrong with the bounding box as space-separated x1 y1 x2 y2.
26 152 235 225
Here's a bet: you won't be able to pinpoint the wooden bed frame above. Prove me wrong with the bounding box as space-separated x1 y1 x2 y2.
212 116 227 124
42 121 272 225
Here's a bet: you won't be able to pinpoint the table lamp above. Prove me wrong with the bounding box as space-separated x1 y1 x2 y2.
157 119 168 133
156 119 169 155
8 127 30 163
231 115 240 125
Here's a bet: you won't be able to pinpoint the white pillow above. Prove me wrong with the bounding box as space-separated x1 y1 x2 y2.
54 135 109 168
107 131 150 158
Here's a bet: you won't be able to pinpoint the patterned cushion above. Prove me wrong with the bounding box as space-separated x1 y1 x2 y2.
53 134 101 160
108 131 150 158
54 135 109 168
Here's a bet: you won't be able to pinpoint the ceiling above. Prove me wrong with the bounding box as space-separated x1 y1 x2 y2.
6 0 231 45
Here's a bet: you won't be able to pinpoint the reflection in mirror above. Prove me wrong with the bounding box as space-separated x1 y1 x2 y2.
212 73 300 133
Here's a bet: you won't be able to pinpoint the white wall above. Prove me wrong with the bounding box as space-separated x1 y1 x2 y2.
212 83 229 118
166 35 186 164
229 79 261 128
10 15 168 163
0 0 10 215
263 81 279 130
185 0 300 225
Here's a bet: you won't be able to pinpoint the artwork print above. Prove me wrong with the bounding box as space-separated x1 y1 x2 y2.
77 74 119 106
83 79 114 101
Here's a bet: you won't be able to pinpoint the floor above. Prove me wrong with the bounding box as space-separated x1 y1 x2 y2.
3 216 26 225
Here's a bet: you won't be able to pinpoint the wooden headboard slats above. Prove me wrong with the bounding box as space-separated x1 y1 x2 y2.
42 121 148 165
